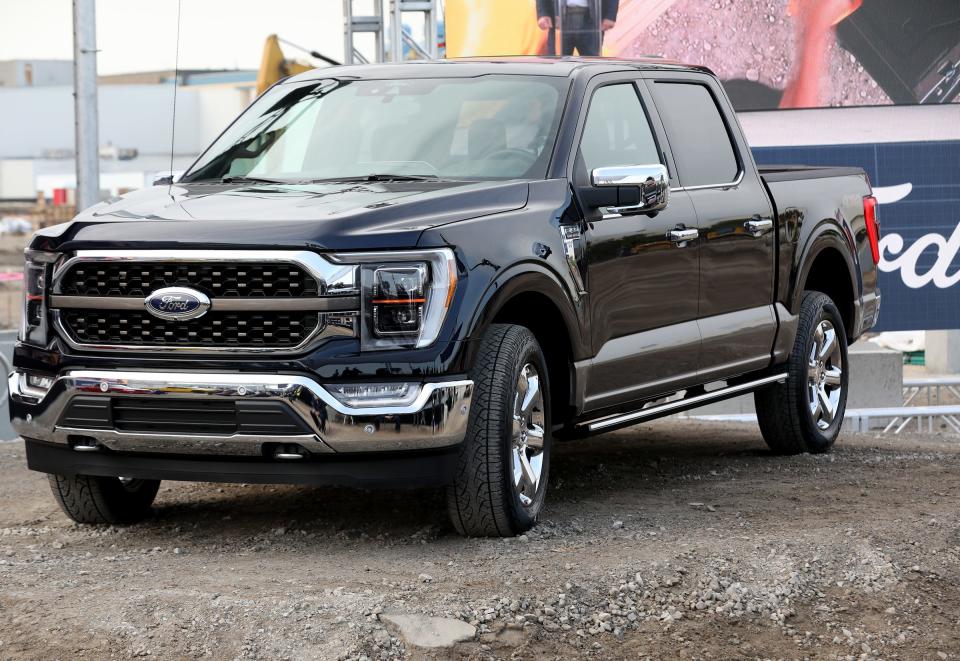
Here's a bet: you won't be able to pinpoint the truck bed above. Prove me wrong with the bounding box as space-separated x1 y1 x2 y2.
758 163 875 340
758 164 866 183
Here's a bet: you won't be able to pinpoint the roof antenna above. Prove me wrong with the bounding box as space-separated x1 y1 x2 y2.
167 0 183 196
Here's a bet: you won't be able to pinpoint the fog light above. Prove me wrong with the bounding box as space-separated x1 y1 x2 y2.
27 374 54 390
327 382 420 408
19 372 54 399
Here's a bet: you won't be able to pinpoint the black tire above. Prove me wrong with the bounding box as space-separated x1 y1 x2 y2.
48 474 160 524
755 291 849 454
447 324 552 537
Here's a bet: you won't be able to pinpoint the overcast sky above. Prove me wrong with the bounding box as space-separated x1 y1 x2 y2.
0 0 346 75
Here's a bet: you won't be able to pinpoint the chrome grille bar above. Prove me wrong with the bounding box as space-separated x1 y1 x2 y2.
53 249 358 296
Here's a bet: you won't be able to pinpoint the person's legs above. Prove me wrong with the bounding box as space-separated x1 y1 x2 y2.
578 25 600 56
559 11 579 55
562 9 600 56
560 9 588 55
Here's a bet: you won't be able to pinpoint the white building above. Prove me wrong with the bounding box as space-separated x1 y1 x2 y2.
0 59 73 88
0 61 257 199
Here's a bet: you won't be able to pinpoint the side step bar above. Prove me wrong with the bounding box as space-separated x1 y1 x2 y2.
580 373 788 435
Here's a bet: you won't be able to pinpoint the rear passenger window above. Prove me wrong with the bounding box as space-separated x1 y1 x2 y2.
650 82 739 187
580 84 660 174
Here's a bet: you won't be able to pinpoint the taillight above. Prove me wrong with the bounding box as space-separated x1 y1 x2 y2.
863 195 879 264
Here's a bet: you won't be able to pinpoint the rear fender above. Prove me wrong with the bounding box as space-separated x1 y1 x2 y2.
793 230 855 308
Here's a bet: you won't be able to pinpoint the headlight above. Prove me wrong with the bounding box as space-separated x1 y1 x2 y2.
335 248 458 351
372 264 428 337
21 249 57 346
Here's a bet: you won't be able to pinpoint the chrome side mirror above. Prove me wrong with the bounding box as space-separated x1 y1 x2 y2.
591 163 669 215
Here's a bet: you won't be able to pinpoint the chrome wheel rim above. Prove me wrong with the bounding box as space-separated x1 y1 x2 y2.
511 363 546 508
807 319 843 430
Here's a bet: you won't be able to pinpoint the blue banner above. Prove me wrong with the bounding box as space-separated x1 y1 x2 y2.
753 140 960 332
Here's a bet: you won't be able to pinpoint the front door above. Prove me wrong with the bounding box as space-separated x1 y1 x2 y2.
574 80 701 412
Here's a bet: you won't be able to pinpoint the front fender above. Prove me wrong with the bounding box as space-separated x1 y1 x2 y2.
466 264 588 357
417 179 590 373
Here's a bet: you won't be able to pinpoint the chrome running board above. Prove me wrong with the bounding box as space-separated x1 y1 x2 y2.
581 373 788 434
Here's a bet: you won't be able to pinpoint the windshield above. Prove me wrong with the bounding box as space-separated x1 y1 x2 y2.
181 75 568 183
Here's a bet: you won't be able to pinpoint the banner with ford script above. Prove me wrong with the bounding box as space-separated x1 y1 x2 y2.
753 140 960 332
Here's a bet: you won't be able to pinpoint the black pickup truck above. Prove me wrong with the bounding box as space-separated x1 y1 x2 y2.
10 57 880 536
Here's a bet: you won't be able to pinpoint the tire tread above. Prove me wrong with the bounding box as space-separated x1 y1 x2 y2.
447 324 545 537
755 291 847 454
48 474 159 524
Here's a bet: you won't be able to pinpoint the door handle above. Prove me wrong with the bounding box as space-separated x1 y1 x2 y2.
667 228 699 247
744 217 774 237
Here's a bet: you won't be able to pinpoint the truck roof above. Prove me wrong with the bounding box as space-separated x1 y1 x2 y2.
288 56 714 84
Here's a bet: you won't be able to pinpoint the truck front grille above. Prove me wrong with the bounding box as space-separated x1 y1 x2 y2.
59 261 322 298
50 251 359 354
60 309 336 348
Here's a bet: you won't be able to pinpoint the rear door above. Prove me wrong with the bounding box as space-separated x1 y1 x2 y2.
645 73 778 381
573 76 702 412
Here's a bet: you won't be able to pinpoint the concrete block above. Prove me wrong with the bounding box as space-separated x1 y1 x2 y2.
926 330 960 375
690 340 902 416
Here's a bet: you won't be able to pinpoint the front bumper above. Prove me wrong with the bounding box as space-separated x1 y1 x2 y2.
10 369 473 456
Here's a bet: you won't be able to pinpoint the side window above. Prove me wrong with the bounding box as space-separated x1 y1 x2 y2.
580 84 661 174
650 82 739 187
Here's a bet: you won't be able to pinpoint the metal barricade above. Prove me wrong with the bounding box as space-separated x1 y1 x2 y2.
903 376 960 406
844 405 960 434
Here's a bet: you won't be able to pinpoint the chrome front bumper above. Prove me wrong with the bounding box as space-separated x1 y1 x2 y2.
10 370 472 456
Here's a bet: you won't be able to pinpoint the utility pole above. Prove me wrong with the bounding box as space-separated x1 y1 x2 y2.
73 0 100 211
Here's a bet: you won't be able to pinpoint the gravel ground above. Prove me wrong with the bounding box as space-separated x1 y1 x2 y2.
2 418 959 660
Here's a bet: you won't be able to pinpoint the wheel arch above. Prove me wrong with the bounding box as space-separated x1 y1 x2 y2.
465 266 587 425
792 228 859 339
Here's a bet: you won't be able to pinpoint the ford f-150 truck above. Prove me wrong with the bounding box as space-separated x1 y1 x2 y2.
10 57 881 537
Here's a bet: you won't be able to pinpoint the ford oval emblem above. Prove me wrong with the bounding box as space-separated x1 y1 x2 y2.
144 287 210 321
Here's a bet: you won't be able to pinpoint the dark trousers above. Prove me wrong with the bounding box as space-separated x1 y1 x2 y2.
549 8 601 56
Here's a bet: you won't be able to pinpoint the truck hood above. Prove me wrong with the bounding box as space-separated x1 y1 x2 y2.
33 179 529 252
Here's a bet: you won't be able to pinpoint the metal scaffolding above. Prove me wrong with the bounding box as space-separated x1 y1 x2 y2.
343 0 439 65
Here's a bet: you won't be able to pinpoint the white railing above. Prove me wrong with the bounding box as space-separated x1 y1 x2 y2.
902 376 960 406
848 405 960 434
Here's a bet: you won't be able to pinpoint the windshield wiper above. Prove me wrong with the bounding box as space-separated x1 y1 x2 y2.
309 173 440 183
361 173 438 182
219 175 287 185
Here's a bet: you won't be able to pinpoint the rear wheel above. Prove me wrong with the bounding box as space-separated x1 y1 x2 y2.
755 291 849 454
446 324 551 537
48 474 160 524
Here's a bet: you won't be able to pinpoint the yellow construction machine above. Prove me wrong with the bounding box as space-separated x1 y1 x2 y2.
256 35 340 95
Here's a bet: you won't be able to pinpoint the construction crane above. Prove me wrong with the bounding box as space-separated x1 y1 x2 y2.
256 34 340 95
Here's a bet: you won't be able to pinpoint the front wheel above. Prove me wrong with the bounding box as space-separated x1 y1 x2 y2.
446 324 551 537
755 291 849 454
48 474 160 524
